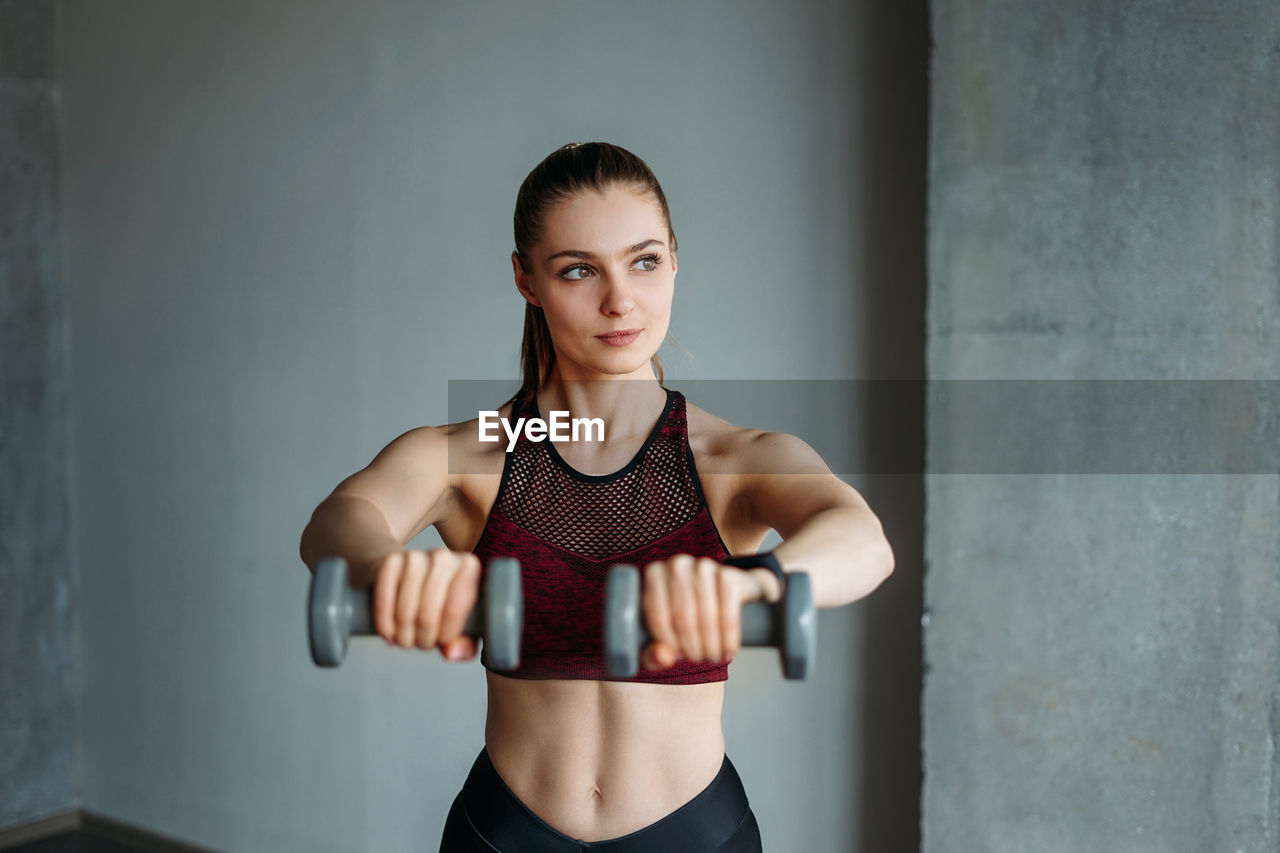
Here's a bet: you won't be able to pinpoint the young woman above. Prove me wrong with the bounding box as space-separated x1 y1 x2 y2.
299 142 894 852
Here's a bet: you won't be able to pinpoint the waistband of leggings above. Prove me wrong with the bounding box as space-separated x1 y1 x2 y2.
461 747 750 852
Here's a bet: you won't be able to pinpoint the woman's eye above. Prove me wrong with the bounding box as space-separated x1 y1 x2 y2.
632 255 661 272
562 265 593 281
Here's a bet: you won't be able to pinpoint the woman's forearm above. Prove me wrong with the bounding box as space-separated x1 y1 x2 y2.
298 493 404 587
772 505 894 609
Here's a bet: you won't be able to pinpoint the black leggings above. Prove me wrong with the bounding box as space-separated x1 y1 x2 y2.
438 748 763 852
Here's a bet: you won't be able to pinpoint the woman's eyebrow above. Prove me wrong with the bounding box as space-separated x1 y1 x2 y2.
544 239 665 263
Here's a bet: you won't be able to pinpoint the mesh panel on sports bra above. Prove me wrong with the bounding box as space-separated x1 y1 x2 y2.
495 405 703 561
472 388 733 683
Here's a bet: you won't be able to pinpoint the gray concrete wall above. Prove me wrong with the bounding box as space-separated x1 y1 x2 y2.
56 2 922 851
0 0 79 831
925 2 1280 851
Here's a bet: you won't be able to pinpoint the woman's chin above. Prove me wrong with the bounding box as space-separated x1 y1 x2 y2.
559 357 658 382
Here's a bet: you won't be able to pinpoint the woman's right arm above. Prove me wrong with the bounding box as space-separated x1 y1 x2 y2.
298 491 407 588
299 425 453 584
299 425 483 659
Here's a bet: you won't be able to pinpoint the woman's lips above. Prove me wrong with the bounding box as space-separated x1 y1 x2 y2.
596 329 642 347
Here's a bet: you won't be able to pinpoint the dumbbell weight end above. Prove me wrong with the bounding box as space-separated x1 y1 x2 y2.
309 557 365 668
781 571 816 680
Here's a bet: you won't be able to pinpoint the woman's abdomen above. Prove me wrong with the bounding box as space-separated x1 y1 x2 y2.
482 672 727 842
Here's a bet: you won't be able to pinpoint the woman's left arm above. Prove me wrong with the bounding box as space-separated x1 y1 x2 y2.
738 431 895 610
637 430 896 671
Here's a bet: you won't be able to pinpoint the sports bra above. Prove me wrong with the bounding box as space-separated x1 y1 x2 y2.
471 388 734 683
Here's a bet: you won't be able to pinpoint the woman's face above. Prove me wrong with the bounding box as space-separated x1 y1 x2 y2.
513 185 677 382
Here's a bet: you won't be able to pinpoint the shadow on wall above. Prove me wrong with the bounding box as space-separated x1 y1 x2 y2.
851 3 928 852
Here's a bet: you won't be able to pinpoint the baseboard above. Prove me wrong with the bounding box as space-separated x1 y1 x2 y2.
81 811 218 852
0 810 218 853
0 810 79 850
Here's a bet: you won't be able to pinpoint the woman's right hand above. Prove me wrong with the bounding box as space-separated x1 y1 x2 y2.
368 549 482 661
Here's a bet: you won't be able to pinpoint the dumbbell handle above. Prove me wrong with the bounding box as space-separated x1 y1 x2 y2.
308 556 518 668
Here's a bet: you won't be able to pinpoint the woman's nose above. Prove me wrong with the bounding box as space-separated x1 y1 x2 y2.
600 274 635 315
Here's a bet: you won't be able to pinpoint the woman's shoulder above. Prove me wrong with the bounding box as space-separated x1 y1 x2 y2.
440 401 517 475
418 398 520 437
683 397 828 478
682 398 768 477
683 398 759 446
375 401 516 478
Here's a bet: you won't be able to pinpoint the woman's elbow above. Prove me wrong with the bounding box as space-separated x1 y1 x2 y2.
876 535 896 583
859 514 895 588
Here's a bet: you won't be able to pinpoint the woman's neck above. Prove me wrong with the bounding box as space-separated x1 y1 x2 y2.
535 372 667 444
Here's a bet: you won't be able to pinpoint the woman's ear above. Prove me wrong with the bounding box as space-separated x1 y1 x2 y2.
512 251 541 306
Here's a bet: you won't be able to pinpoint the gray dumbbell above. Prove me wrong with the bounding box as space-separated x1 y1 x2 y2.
603 564 817 679
308 556 523 670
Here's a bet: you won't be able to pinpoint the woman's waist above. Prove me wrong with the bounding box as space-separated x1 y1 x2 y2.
482 673 727 840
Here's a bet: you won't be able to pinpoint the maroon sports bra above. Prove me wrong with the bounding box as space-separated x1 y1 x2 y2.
471 388 734 683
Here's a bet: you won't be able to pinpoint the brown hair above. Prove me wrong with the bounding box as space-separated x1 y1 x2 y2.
507 142 678 411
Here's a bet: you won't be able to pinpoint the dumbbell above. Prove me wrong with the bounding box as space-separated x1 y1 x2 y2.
603 564 817 679
308 556 523 670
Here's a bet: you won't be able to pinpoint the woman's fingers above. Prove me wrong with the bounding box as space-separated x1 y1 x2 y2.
373 552 405 644
436 553 482 657
396 550 428 648
642 560 676 669
643 556 753 669
414 549 455 649
669 556 703 662
718 567 745 661
371 548 480 661
694 558 722 662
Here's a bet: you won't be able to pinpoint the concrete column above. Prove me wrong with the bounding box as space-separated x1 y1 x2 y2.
0 0 78 831
925 2 1280 851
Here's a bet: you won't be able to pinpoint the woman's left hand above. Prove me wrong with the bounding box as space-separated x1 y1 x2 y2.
639 555 782 670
